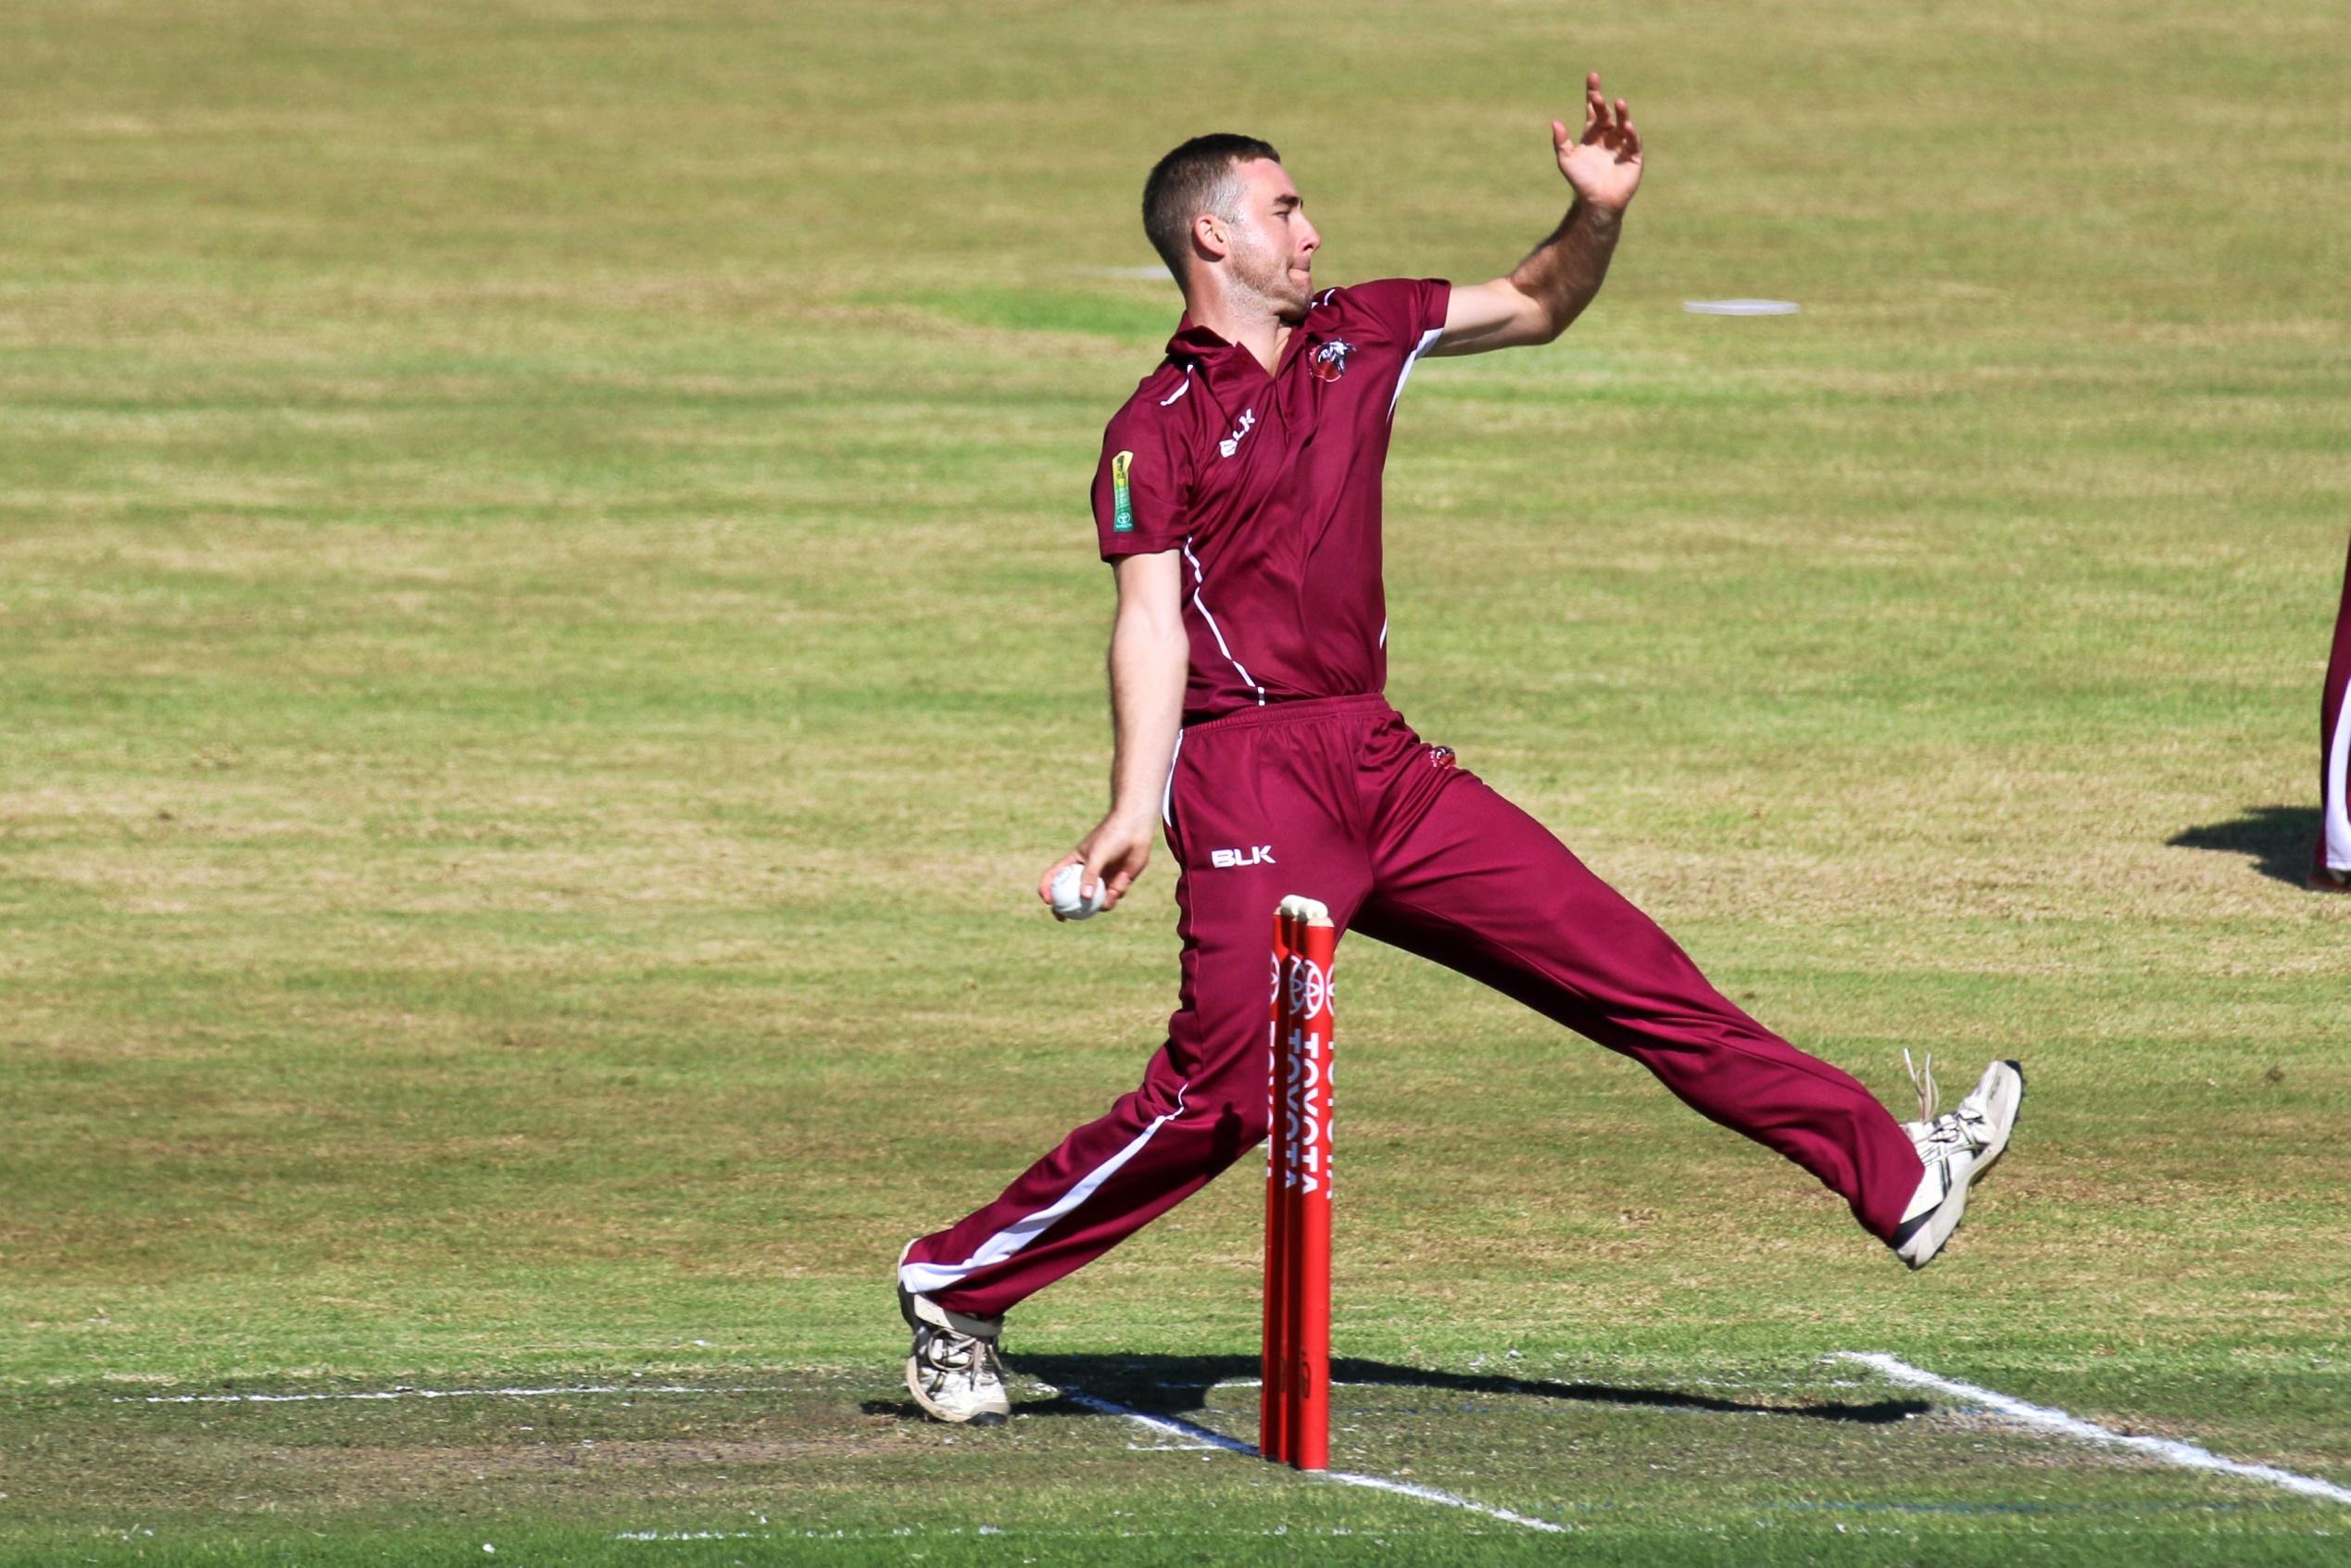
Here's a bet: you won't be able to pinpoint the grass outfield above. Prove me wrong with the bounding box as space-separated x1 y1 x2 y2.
2 0 2346 1561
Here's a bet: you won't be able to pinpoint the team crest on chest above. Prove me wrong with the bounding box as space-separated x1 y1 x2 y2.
1309 339 1355 383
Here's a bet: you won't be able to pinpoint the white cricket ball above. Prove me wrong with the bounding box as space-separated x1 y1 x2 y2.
1050 862 1110 921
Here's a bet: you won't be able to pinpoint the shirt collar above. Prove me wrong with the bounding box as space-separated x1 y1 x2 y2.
1166 311 1234 359
1166 309 1318 378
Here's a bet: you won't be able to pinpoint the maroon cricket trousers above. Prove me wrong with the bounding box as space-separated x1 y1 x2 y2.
2318 535 2351 881
901 695 1926 1319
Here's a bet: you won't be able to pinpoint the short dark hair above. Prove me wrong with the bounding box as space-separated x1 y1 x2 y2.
1142 134 1281 290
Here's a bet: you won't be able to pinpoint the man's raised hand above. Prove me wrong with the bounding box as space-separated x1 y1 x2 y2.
1551 70 1642 212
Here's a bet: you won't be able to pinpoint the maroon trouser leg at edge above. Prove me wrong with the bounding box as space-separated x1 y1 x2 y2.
2316 534 2351 881
900 696 1925 1321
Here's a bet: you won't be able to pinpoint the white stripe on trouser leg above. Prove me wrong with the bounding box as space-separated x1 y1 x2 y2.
1161 730 1184 829
2329 693 2351 872
899 1085 1191 1297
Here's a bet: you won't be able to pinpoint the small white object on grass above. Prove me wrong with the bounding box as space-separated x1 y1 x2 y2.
1683 298 1800 316
1050 862 1110 921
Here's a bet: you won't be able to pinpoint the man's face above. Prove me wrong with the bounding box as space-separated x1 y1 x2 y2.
1213 158 1321 320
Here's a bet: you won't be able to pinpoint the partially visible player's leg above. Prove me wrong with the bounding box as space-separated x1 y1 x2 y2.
1352 742 1926 1245
897 843 1340 1424
900 704 1377 1325
2315 534 2351 890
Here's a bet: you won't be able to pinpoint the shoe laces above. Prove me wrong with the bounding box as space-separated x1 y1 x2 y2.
1904 1048 1939 1124
918 1324 1003 1393
1906 1048 1993 1156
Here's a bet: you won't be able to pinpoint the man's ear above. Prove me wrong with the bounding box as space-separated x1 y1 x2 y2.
1189 211 1229 264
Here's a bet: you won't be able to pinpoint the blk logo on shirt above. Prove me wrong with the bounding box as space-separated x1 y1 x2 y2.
1210 844 1276 869
1218 408 1257 459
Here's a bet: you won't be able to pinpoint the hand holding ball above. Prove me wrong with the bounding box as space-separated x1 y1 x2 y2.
1050 862 1111 921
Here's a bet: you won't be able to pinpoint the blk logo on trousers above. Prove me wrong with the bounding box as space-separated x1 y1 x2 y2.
1211 845 1276 869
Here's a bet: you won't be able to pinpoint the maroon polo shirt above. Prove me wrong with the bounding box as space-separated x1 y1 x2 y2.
1090 278 1452 724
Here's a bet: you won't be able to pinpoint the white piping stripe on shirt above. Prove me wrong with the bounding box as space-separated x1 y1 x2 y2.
2328 679 2351 872
1161 729 1184 829
1182 538 1266 706
1387 324 1445 422
1158 369 1192 407
1377 617 1388 649
898 1085 1192 1297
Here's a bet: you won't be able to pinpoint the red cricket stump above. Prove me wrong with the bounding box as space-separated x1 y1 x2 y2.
1262 894 1335 1470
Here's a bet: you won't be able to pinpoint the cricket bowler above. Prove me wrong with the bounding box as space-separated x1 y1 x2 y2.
896 75 2027 1424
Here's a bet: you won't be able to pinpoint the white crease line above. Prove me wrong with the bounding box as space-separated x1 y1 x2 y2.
1169 1374 1843 1395
1053 1386 1566 1534
1168 1374 1844 1398
125 1384 786 1405
1833 1352 2351 1506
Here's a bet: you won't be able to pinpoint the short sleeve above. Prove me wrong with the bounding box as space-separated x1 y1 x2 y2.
1342 277 1452 351
1092 412 1190 561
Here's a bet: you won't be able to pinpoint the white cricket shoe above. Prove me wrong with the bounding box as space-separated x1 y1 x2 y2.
1891 1053 2025 1271
897 1241 1010 1425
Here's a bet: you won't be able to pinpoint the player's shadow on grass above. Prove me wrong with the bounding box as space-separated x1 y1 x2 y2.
866 1352 1929 1427
2168 805 2321 887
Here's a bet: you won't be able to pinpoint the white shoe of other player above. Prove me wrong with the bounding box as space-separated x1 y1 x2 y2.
898 1241 1011 1425
1891 1053 2026 1271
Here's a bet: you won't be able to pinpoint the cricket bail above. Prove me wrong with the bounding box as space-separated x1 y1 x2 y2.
1276 894 1331 926
1263 892 1336 1471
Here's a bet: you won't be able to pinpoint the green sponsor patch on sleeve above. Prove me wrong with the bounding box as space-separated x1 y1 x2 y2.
1111 450 1135 532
